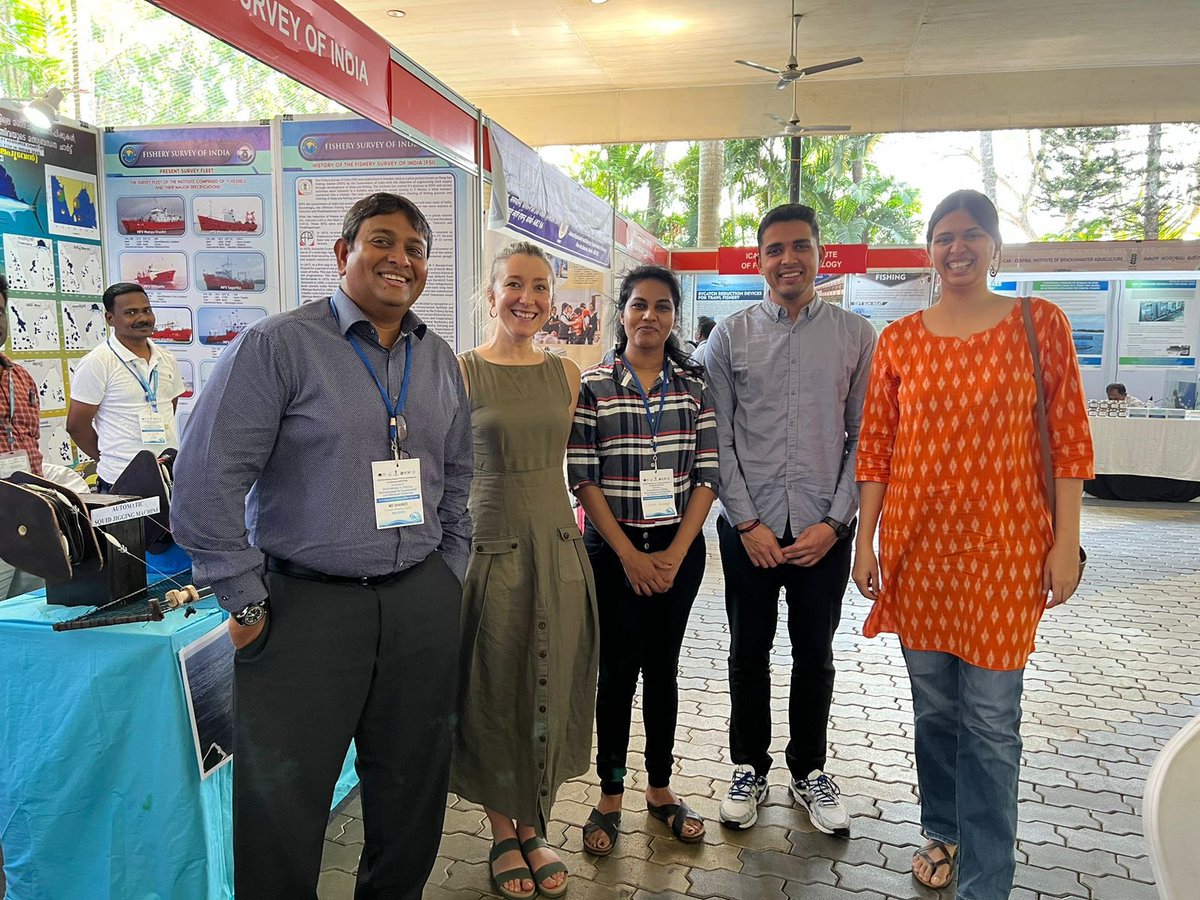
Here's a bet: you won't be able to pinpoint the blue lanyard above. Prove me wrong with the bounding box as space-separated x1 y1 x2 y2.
330 299 413 459
108 338 159 411
620 355 670 467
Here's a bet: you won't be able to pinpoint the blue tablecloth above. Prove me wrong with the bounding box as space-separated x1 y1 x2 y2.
0 551 358 900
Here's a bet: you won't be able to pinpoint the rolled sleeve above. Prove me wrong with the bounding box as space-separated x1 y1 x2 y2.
566 379 600 493
171 329 287 612
692 382 720 492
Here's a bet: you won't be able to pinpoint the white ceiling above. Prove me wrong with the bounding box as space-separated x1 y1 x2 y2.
339 0 1200 145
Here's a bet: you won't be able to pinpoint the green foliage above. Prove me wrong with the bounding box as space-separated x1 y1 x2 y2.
0 0 70 99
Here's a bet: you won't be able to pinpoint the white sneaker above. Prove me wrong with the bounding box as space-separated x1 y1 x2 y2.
790 769 851 836
719 764 768 829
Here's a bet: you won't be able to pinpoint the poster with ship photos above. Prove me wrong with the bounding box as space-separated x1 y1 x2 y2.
280 115 475 348
102 124 279 429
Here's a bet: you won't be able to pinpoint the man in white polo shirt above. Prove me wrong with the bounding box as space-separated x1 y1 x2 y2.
67 282 184 490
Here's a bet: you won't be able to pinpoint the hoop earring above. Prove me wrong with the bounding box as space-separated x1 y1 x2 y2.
989 263 999 278
488 306 497 319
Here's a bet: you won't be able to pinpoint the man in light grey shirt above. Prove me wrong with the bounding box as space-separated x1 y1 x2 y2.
705 203 875 838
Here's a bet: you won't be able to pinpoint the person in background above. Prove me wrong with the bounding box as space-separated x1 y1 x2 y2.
705 203 875 838
854 189 1093 898
691 315 716 365
1106 382 1144 406
0 274 47 599
569 265 718 856
66 282 184 491
451 242 596 900
172 192 472 900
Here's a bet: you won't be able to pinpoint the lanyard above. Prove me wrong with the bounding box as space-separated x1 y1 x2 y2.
108 338 159 411
330 299 413 460
620 355 670 468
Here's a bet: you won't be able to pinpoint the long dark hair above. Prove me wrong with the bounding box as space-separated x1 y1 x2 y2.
613 265 702 377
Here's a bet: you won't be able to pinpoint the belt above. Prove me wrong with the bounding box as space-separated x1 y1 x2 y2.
265 555 406 586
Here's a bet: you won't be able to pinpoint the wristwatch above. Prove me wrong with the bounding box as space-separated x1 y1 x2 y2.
233 600 268 627
821 516 851 541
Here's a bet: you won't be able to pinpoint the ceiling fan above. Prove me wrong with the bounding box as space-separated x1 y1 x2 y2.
770 84 851 136
735 4 864 91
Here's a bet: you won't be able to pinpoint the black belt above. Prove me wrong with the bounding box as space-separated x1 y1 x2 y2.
265 555 405 586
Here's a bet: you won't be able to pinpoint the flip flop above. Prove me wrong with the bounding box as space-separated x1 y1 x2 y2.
489 837 535 900
520 835 569 898
647 798 705 843
581 807 621 856
912 838 957 890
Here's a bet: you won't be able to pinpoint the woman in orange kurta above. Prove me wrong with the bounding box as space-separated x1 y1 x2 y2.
853 190 1093 900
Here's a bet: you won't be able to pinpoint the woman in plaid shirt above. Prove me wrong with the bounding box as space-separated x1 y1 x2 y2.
568 265 719 854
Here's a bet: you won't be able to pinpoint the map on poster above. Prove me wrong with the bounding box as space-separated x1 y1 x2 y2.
281 116 472 348
102 124 279 423
1117 280 1198 368
0 104 103 461
1032 280 1110 368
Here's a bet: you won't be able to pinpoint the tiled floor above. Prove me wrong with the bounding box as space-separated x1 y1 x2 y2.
319 498 1200 899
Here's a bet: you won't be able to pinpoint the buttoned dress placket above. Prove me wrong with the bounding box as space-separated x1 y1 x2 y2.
785 309 808 531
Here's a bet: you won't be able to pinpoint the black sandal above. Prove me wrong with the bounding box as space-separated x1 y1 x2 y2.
647 798 705 843
489 837 535 900
912 838 957 890
519 835 568 898
581 807 621 856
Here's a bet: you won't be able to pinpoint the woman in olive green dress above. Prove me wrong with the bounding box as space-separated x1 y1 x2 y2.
450 242 598 900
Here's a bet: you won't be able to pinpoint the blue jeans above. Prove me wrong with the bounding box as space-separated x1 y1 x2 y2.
902 647 1025 900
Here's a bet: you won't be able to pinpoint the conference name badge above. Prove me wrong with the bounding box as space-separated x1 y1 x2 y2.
639 468 677 520
139 410 168 445
0 450 31 478
371 458 424 529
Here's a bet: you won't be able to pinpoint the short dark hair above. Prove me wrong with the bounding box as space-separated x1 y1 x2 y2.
926 189 1002 247
757 203 820 248
341 192 433 253
0 273 7 304
696 315 716 340
1106 382 1127 396
102 282 148 313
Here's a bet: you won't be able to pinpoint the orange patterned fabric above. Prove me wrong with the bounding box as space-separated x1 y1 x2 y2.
856 298 1094 670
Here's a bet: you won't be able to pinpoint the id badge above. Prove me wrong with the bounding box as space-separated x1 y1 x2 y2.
639 468 677 520
139 410 168 445
371 458 425 529
0 450 31 478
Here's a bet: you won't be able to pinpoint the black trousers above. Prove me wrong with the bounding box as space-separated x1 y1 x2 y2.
717 517 853 780
585 522 705 794
232 553 462 900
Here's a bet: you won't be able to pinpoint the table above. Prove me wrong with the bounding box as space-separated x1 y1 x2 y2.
0 558 358 900
1086 416 1200 502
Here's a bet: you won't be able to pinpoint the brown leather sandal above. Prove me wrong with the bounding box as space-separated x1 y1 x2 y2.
912 838 957 890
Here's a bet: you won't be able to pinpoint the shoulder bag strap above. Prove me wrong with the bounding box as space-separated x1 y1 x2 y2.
1020 297 1056 521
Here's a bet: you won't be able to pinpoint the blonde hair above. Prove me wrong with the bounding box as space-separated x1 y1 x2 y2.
488 241 556 298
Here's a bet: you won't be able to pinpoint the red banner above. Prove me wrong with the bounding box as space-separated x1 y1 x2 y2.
616 216 669 266
389 62 477 164
150 0 392 126
716 244 868 275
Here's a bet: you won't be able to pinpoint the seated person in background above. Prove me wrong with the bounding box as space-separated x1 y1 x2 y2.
691 316 716 365
1106 382 1143 406
66 283 184 491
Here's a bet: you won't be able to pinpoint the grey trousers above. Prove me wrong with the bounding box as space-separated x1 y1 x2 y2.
232 552 462 900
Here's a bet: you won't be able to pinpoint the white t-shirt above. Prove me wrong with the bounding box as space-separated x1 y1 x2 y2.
70 338 185 483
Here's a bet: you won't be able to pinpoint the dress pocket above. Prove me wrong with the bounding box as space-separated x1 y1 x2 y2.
555 526 586 583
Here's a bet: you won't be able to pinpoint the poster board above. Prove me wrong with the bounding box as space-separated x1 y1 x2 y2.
0 104 104 465
279 115 473 348
101 124 280 436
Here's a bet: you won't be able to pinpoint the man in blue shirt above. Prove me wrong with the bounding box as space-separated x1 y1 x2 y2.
172 193 472 900
706 204 875 838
